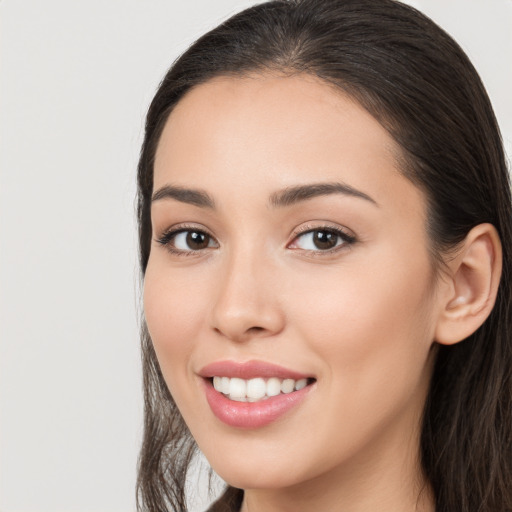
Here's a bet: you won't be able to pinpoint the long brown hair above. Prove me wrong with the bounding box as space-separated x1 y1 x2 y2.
136 1 512 510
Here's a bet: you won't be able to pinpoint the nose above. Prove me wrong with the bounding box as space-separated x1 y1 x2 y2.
210 249 285 342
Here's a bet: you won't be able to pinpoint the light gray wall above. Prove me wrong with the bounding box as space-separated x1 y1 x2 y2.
0 1 510 511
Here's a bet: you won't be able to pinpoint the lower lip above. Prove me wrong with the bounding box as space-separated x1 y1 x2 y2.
203 379 313 429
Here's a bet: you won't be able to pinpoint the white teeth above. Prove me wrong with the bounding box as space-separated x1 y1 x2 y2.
247 378 266 400
213 378 223 393
229 378 247 398
266 377 282 397
212 376 311 401
295 378 307 391
220 376 230 394
281 379 295 394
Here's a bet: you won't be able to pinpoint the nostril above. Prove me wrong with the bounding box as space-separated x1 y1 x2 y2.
247 326 265 333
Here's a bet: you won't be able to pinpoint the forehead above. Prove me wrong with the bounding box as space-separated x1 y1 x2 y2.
156 74 400 170
153 74 422 217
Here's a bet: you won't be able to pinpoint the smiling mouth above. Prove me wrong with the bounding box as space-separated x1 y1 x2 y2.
201 361 316 428
210 376 316 402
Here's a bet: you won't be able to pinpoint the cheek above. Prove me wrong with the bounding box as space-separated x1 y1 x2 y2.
142 260 210 393
289 251 436 396
278 259 436 467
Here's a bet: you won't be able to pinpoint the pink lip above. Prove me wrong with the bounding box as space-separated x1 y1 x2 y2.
199 360 312 380
199 360 315 429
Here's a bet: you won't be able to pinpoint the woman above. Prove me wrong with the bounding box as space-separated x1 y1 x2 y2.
136 0 512 510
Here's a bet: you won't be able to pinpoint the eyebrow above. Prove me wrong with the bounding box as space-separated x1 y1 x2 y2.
151 181 378 209
152 185 215 209
269 182 378 208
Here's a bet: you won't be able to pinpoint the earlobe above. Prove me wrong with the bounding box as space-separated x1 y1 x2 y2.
435 223 502 345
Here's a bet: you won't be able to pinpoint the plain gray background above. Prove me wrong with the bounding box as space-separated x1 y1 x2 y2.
1 1 511 511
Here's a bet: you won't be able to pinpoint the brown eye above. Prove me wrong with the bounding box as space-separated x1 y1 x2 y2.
290 227 356 252
156 228 218 254
185 231 211 250
311 230 339 250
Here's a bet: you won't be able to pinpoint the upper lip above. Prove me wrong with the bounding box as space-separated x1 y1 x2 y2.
198 360 313 380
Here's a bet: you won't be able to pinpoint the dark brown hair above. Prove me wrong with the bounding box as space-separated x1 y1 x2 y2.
136 1 512 510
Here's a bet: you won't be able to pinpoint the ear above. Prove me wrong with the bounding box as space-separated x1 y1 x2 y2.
435 223 502 345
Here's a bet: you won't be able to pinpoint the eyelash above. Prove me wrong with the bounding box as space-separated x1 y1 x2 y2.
290 224 357 255
155 223 356 257
155 224 216 257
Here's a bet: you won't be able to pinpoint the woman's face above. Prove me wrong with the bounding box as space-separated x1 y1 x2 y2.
144 75 441 492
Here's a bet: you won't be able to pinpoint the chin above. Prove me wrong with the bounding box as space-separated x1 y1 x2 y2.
212 462 301 491
199 439 321 492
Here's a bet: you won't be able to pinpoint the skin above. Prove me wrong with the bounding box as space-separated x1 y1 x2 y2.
144 74 444 511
